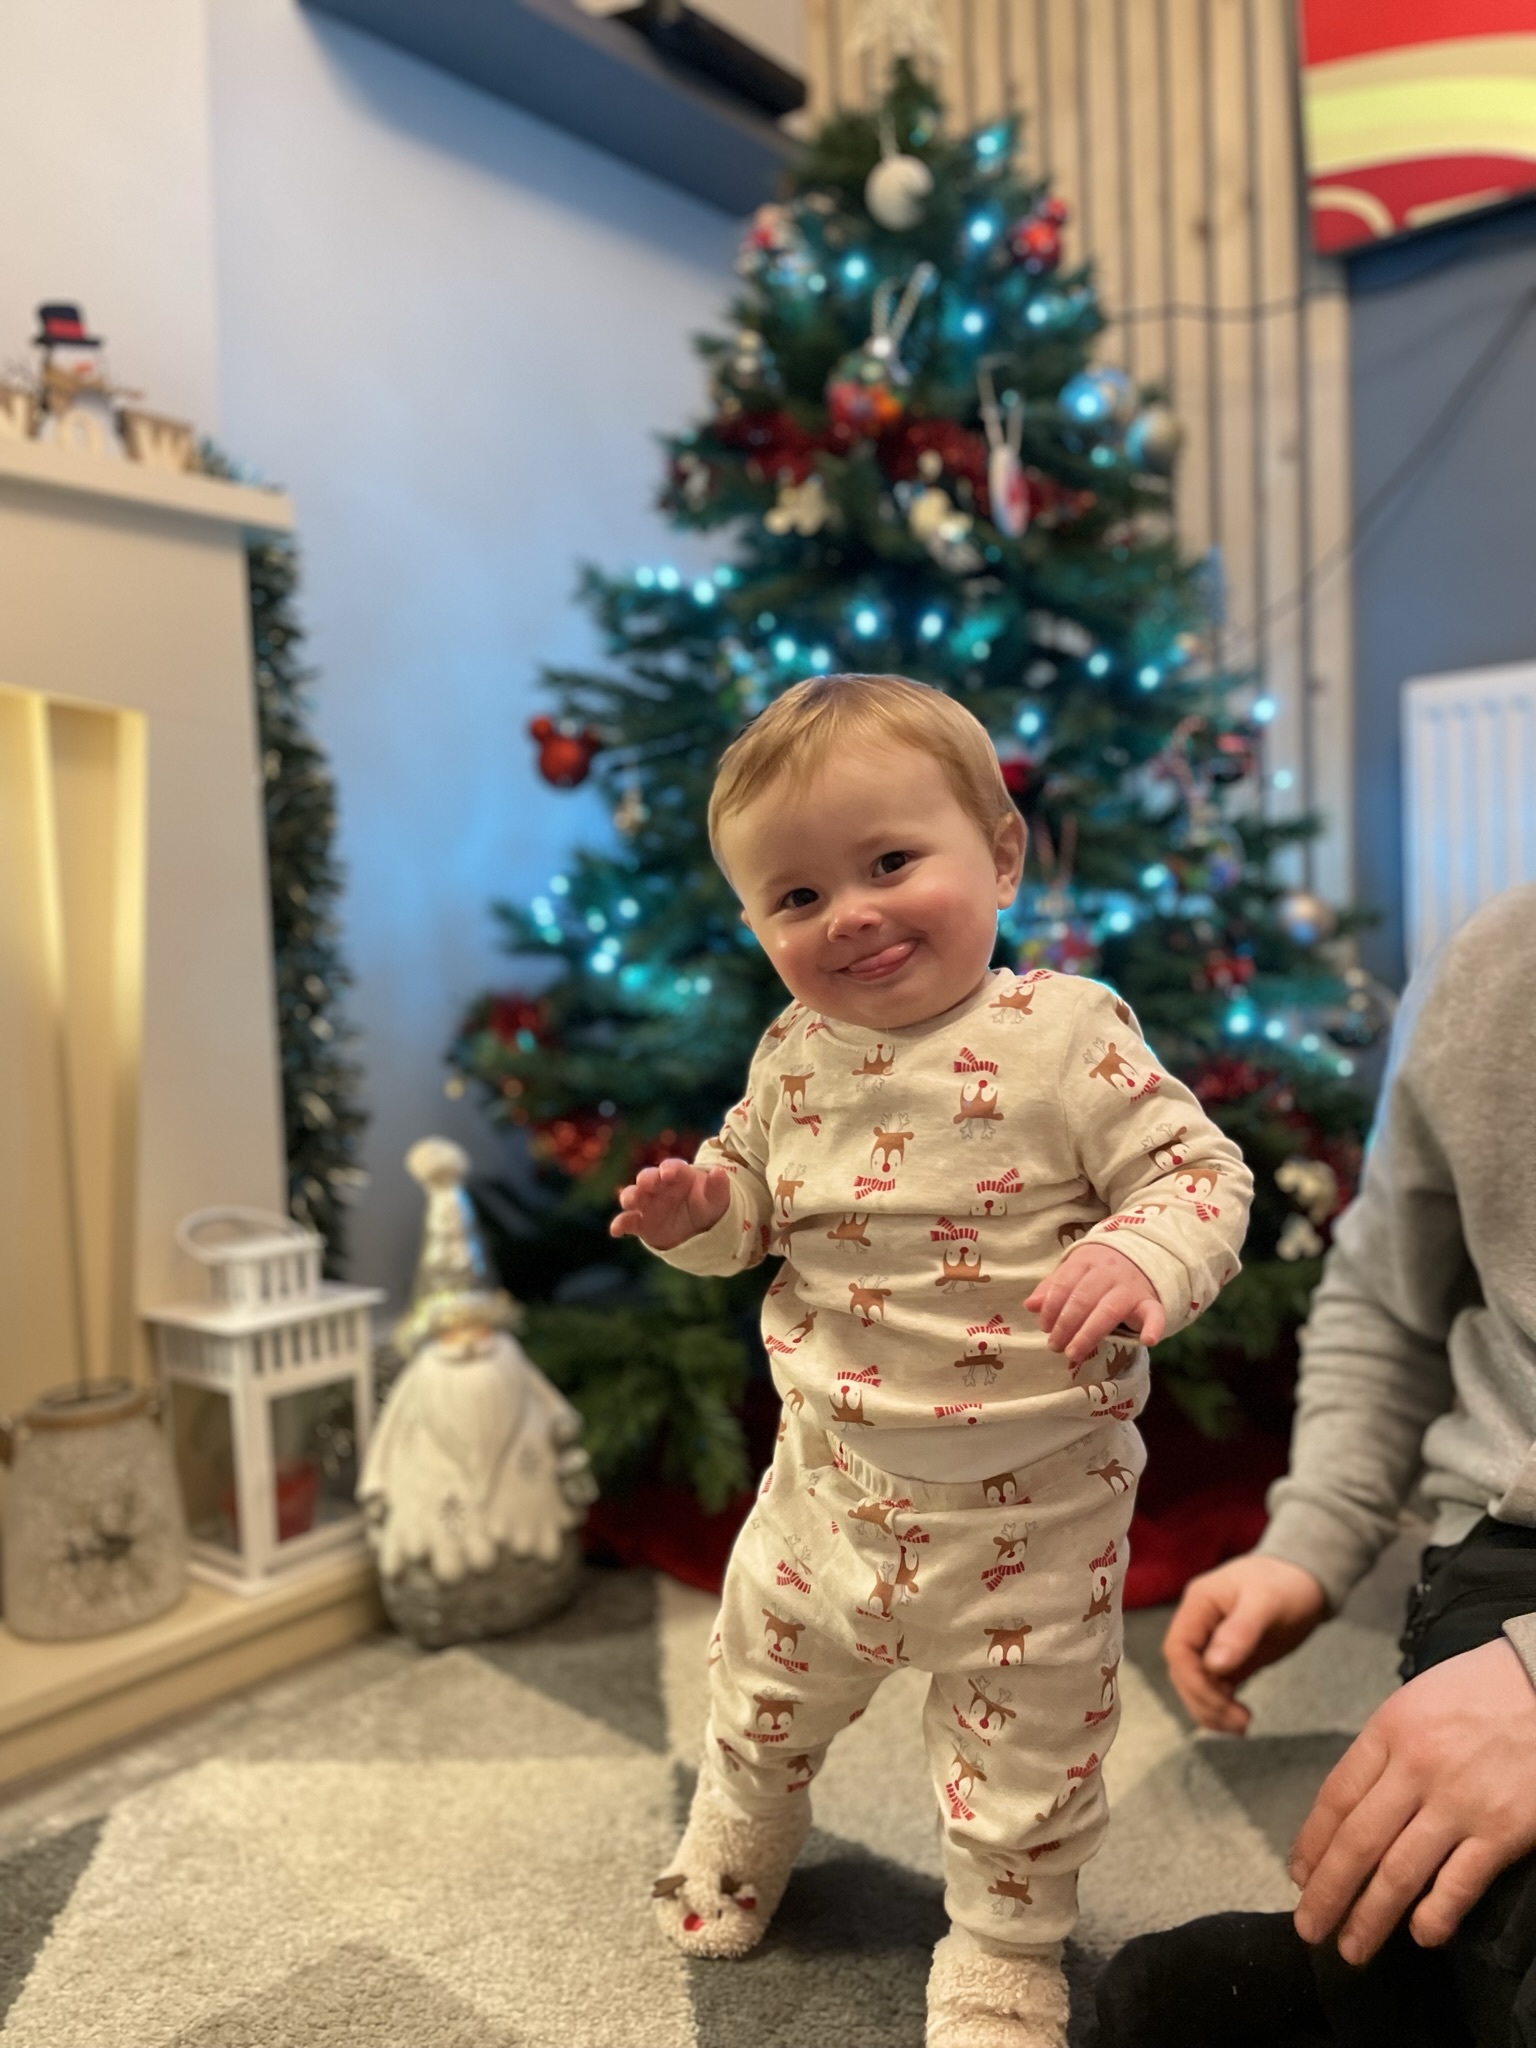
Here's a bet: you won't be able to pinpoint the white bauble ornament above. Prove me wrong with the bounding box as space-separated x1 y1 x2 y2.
987 444 1030 538
865 153 934 231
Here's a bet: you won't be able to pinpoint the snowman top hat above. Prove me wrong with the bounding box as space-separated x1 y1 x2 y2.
34 302 101 349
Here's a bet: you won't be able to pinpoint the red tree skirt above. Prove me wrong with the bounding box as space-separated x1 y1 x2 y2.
584 1386 1289 1610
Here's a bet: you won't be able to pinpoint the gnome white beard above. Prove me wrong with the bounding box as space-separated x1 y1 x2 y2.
360 1331 584 1584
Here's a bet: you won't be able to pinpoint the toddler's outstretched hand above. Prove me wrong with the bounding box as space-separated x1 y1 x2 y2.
1024 1242 1166 1364
610 1157 732 1251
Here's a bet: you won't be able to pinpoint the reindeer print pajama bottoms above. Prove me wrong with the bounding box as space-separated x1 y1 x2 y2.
700 1406 1146 1950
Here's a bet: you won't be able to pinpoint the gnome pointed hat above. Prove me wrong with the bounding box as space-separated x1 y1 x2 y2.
393 1137 522 1357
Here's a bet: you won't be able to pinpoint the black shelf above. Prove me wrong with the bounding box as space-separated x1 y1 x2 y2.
305 0 796 215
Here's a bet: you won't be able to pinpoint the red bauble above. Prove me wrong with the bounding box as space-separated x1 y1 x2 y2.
825 351 908 439
529 715 603 788
531 1107 616 1177
1009 217 1063 274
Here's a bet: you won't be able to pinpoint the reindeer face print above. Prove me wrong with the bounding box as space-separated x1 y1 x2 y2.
1083 1038 1161 1101
717 743 1025 1032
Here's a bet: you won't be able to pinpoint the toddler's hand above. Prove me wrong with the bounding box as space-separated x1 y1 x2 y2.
1024 1243 1166 1364
609 1157 731 1251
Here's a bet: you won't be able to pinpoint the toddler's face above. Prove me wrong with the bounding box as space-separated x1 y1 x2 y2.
719 744 1024 1030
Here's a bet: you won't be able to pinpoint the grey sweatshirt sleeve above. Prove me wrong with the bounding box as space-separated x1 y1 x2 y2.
1256 978 1469 1612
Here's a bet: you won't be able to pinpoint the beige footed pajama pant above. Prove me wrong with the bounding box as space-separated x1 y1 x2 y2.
702 1408 1145 1949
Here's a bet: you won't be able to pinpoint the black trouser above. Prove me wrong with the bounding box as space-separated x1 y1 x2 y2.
1331 1514 1536 2048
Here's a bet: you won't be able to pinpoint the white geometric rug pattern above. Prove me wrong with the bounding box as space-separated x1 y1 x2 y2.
0 1541 1415 2047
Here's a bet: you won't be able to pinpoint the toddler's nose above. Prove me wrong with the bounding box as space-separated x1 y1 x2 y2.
827 896 881 940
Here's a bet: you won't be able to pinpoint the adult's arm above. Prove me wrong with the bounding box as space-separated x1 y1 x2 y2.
1256 977 1472 1612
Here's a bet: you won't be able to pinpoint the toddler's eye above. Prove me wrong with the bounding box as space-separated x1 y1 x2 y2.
876 851 911 875
779 886 817 910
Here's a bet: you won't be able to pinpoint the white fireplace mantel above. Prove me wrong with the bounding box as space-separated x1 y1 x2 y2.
0 434 294 539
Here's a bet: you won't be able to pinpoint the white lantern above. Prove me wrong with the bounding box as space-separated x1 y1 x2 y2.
144 1209 383 1594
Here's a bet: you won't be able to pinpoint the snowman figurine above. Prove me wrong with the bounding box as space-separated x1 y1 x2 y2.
358 1138 597 1647
33 303 126 458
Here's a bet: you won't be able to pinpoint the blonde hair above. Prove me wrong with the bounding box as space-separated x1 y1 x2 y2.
708 674 1014 864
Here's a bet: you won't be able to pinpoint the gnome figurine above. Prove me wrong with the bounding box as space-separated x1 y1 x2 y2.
358 1138 597 1647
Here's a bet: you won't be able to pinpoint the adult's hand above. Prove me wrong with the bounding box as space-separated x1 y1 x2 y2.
1163 1554 1329 1734
1291 1637 1536 1964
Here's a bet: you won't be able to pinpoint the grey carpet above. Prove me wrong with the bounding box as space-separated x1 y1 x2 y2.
0 1531 1421 2046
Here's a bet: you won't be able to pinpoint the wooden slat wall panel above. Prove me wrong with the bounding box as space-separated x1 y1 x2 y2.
804 0 1355 897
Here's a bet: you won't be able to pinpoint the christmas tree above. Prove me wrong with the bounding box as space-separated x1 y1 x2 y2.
450 63 1373 1511
204 446 370 1272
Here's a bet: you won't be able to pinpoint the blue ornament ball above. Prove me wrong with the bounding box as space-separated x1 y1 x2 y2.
1059 366 1134 429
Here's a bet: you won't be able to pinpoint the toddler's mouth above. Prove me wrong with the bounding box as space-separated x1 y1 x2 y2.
842 940 916 981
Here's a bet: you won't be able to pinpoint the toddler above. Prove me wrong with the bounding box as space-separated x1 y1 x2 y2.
611 674 1253 2047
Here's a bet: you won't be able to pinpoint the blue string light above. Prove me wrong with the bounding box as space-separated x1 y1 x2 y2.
1087 651 1112 678
635 566 656 589
841 254 871 285
590 950 615 974
657 565 680 591
1105 908 1135 934
966 215 996 246
1015 707 1043 738
550 875 570 895
919 609 945 641
1251 695 1277 723
1140 864 1169 890
1225 1006 1256 1037
772 635 797 662
852 605 881 637
1263 1018 1287 1041
1137 664 1161 690
618 897 640 919
809 645 832 671
961 309 987 336
1272 768 1295 791
692 578 716 604
585 910 606 932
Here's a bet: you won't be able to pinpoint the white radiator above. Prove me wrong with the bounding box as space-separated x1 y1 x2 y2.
1403 661 1536 971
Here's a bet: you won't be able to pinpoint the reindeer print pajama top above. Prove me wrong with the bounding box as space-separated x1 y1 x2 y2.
653 966 1252 1946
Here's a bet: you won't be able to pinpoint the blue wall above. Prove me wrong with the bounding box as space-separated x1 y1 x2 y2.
1349 199 1536 986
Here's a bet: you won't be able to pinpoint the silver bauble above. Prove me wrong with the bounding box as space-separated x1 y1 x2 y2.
864 153 935 231
1277 890 1337 946
1125 401 1183 475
